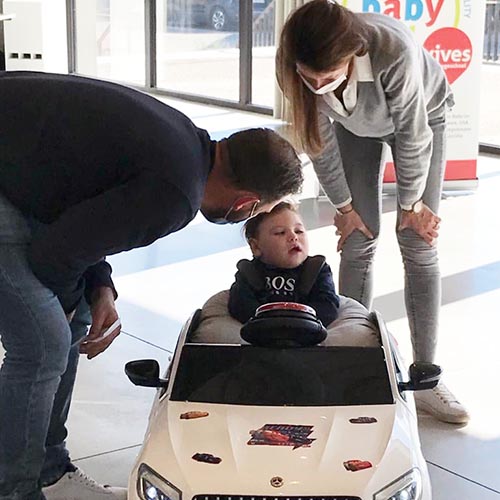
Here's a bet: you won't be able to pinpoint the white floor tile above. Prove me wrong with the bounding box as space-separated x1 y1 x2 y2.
66 333 168 460
113 246 252 351
428 462 500 499
73 445 139 490
421 415 500 493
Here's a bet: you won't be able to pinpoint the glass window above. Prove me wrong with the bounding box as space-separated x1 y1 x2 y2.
71 0 277 111
480 1 500 146
171 344 394 406
75 0 145 85
156 0 240 101
252 0 276 108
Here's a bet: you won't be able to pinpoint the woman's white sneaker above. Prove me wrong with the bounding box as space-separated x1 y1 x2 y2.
42 467 127 500
414 382 470 424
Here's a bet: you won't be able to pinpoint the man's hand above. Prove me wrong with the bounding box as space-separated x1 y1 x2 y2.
79 286 121 360
398 203 441 246
334 204 374 252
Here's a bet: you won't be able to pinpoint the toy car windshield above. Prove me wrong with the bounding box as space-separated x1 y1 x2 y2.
170 344 394 406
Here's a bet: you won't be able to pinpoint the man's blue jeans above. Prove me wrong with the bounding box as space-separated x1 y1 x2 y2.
0 193 90 499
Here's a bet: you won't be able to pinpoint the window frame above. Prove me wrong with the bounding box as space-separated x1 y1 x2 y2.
66 0 273 116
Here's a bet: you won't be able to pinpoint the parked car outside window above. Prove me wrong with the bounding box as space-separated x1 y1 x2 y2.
166 0 273 31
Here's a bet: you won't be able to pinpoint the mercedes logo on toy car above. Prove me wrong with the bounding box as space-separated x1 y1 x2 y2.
270 476 284 488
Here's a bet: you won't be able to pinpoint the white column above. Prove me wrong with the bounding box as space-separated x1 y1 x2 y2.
4 0 68 73
74 0 97 76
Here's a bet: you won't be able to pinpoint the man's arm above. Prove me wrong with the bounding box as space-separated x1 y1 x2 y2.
83 260 117 305
79 285 120 359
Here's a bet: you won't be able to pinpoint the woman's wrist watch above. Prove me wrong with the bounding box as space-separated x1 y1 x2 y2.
338 205 354 215
401 200 423 214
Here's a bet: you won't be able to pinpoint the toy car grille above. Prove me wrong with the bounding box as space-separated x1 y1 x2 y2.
194 496 361 500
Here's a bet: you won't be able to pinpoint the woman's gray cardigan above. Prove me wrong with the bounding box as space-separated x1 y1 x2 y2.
312 12 452 209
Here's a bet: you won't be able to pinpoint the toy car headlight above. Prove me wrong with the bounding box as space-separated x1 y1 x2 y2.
137 463 182 500
373 468 422 500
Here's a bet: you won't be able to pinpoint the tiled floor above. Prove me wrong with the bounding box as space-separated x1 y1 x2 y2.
2 98 500 499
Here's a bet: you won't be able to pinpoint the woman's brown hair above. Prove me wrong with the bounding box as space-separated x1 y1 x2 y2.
276 0 371 156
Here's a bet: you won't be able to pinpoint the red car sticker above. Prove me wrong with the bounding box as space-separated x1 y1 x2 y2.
192 453 222 464
343 460 373 472
349 417 378 424
180 411 209 420
247 424 315 450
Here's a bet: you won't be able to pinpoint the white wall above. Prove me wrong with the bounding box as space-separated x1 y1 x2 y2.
3 0 67 73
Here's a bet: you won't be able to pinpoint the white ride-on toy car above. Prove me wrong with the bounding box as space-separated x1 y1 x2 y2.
125 291 440 500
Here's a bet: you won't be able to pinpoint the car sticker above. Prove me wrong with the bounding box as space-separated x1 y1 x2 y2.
343 460 373 472
349 417 378 424
247 424 315 450
180 411 209 420
192 453 222 464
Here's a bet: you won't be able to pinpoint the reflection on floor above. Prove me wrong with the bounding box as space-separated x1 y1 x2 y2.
3 97 500 499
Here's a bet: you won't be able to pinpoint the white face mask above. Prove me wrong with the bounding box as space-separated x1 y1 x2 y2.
298 71 347 95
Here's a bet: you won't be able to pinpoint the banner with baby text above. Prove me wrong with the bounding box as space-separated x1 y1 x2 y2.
341 0 485 187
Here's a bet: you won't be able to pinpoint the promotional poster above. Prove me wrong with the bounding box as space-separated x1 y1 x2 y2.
341 0 485 187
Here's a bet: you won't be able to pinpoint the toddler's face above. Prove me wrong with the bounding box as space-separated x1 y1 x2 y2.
250 209 309 269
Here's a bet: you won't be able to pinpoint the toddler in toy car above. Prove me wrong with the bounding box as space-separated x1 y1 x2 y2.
228 201 340 327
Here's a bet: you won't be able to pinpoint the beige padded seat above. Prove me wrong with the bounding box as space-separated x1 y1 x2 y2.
190 290 380 347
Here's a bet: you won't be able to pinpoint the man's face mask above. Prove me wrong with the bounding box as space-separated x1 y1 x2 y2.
207 214 239 225
206 200 260 225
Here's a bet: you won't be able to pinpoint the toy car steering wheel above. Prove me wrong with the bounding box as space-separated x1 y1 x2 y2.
240 302 328 347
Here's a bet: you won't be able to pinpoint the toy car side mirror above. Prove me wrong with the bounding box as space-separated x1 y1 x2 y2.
125 359 169 388
398 362 442 392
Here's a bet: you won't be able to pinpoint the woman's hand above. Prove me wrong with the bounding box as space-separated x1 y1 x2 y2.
334 204 374 252
79 286 121 360
398 203 441 246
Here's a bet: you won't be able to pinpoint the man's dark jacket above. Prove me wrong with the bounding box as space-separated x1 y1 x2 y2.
0 71 214 311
